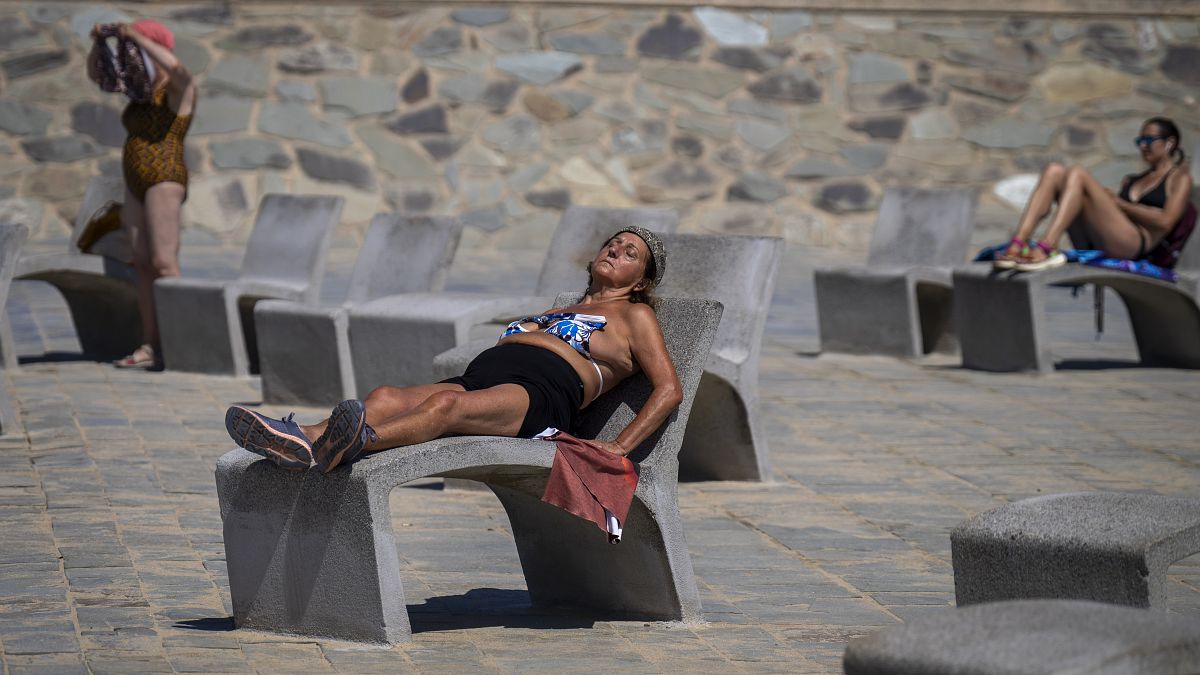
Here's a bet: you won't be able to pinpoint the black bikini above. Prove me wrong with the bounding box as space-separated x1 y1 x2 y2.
1119 168 1173 259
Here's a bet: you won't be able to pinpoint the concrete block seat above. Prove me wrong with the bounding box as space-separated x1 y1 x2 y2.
215 295 722 644
953 220 1200 372
7 177 141 362
0 223 30 434
843 599 1200 675
433 234 783 482
154 194 344 376
255 214 463 406
951 492 1200 608
347 206 678 395
815 187 978 357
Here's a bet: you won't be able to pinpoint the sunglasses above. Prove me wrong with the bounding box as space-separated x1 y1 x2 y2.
1134 135 1168 147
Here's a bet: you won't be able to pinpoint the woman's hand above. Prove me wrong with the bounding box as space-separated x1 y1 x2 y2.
590 440 629 457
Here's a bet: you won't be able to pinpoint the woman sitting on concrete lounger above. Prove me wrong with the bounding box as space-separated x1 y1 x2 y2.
225 227 682 473
995 116 1193 272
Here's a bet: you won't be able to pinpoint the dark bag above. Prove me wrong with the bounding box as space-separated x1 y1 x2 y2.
1144 202 1197 269
76 202 122 254
87 24 154 102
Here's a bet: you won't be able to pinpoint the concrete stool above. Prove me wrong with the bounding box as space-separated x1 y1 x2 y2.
843 599 1200 675
952 492 1200 608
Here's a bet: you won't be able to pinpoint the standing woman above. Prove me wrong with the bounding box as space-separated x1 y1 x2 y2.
89 20 196 368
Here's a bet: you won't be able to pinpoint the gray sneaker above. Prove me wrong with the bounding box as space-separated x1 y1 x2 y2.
225 406 313 470
312 399 378 473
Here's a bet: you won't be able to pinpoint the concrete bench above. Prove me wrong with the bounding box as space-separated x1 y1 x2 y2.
7 177 141 362
0 223 30 434
154 194 344 376
347 206 678 394
843 599 1200 675
953 204 1200 373
434 233 783 482
951 492 1200 608
815 188 978 357
255 214 463 406
216 295 721 644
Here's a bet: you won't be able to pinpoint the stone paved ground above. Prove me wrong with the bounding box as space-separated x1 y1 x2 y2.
2 242 1199 673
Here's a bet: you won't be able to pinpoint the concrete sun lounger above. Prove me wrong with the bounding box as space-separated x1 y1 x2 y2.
0 222 30 434
255 214 464 406
815 187 978 357
154 194 344 376
7 177 141 362
951 491 1200 609
843 599 1200 675
953 219 1200 372
432 233 784 482
215 294 722 644
346 206 678 395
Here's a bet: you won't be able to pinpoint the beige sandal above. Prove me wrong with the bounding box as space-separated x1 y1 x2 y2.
114 344 155 369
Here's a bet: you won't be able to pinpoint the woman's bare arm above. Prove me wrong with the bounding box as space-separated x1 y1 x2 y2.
1117 171 1194 236
119 23 197 116
593 304 683 456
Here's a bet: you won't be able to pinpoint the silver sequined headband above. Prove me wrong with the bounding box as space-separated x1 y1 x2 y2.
613 226 667 286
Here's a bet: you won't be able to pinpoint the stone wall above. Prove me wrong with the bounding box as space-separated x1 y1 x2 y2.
0 3 1197 254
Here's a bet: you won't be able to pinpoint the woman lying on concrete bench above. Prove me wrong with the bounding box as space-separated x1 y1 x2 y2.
994 116 1194 272
225 227 683 473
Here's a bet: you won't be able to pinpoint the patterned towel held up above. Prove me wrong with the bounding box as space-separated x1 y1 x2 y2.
537 429 639 544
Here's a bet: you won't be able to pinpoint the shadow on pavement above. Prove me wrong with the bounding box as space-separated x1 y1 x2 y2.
408 588 597 634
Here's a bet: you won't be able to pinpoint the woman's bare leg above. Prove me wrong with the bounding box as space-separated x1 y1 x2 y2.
124 189 153 354
299 382 463 441
1013 162 1068 243
136 182 184 349
1030 166 1142 260
359 384 529 452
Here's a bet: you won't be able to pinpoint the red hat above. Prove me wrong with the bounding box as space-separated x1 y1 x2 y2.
131 19 174 50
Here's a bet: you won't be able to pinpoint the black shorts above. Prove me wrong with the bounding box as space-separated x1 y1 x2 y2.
439 343 583 438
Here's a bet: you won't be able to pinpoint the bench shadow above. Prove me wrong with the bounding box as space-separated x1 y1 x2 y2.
17 351 95 365
1054 359 1149 371
408 588 596 634
173 617 236 631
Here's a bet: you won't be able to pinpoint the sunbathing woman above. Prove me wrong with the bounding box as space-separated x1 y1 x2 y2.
995 117 1193 271
225 227 682 472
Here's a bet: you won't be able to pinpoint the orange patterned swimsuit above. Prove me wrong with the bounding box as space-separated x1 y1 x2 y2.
122 87 192 201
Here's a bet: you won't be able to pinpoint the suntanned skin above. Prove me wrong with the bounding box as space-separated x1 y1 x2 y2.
999 120 1193 264
89 22 198 362
298 232 683 457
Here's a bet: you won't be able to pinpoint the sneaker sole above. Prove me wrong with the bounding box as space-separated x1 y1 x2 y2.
225 406 312 470
315 400 367 474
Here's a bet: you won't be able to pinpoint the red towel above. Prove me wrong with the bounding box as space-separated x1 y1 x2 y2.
539 431 639 543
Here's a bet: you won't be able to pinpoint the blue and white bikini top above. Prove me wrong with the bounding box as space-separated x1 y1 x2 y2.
501 312 607 401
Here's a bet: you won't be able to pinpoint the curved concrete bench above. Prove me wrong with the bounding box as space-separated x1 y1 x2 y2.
8 177 141 362
155 194 344 376
816 188 978 357
216 296 721 643
255 214 464 406
0 223 30 434
951 492 1200 608
953 233 1200 372
843 599 1200 675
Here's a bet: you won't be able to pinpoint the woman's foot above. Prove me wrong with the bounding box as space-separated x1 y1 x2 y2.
992 238 1027 270
225 406 313 470
114 344 156 369
312 399 378 473
1014 241 1067 272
